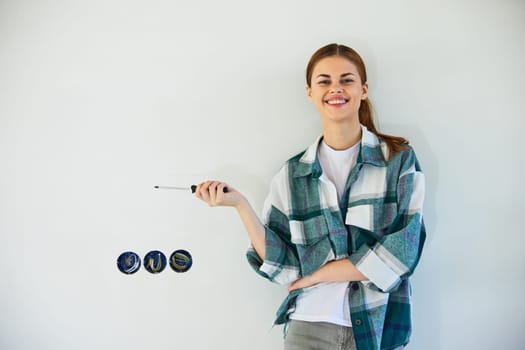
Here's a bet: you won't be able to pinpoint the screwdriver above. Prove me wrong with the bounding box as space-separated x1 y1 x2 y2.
154 185 229 193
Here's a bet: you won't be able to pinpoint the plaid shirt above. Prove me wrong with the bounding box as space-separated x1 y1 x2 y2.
246 125 426 350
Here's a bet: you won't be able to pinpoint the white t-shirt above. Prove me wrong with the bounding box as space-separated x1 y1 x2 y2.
289 139 360 327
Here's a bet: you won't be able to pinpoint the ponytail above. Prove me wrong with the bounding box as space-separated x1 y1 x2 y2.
359 98 409 158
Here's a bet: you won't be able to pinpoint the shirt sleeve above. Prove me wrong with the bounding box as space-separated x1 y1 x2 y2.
246 164 301 285
349 146 426 293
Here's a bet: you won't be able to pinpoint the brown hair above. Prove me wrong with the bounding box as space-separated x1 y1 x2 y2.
306 43 409 156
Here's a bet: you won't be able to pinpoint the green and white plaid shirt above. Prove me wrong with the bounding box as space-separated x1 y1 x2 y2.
247 125 426 350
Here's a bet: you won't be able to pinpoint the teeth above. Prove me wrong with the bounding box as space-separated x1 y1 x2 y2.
327 99 346 105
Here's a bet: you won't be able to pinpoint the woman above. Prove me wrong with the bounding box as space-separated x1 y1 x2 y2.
195 43 426 350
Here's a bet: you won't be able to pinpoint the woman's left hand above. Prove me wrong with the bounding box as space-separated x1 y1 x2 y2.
288 274 319 292
287 259 368 293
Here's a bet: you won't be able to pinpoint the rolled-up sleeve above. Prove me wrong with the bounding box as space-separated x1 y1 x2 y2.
246 165 301 285
349 147 426 293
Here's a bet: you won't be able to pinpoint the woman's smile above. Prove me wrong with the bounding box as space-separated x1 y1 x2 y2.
324 95 349 108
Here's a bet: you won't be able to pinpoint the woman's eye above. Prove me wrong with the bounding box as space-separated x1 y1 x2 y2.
317 80 330 85
341 79 354 84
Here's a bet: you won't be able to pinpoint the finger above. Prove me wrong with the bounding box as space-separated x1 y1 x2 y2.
209 181 221 204
194 182 205 199
215 182 227 201
199 181 212 201
288 280 297 292
209 180 218 194
216 183 226 201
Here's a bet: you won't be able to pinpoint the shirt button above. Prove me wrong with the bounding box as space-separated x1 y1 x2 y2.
351 282 359 291
355 319 362 326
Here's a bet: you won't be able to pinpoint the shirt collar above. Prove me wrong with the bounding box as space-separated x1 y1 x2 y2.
293 124 388 178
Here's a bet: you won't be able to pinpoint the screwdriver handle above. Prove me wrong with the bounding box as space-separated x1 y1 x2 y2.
190 185 229 193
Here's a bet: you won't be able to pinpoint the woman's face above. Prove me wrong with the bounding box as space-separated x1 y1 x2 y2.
306 55 368 124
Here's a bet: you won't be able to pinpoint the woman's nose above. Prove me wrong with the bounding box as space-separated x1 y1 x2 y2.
329 85 343 93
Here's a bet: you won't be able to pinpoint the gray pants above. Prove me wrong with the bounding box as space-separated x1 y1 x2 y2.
284 320 405 350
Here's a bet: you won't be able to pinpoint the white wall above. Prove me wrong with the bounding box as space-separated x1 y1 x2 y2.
1 0 524 349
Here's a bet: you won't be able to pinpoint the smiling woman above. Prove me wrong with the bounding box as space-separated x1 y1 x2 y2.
306 44 409 155
194 43 426 350
308 56 367 127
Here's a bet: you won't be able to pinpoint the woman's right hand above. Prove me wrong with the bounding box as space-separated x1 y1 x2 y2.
194 180 244 208
196 180 266 260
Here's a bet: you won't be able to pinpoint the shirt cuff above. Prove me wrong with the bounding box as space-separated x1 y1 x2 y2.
354 248 400 292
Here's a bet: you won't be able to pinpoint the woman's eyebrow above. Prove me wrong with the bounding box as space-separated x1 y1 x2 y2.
316 72 355 79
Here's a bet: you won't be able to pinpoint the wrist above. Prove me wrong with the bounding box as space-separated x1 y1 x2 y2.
310 270 323 285
234 195 249 211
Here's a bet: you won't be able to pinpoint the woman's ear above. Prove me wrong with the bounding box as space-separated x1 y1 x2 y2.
361 82 369 100
306 85 312 100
